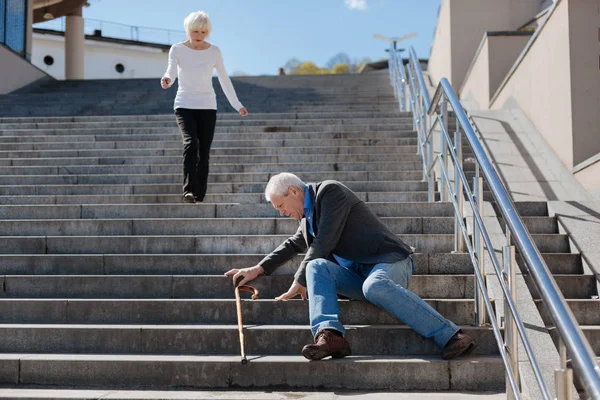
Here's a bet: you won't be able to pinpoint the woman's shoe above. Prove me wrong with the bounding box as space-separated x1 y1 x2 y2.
183 192 195 203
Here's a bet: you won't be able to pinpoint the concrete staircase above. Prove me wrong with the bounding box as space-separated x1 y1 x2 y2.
0 73 511 397
516 205 600 377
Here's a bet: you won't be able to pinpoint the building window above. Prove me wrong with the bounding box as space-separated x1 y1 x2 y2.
115 63 125 73
43 55 54 65
0 0 28 58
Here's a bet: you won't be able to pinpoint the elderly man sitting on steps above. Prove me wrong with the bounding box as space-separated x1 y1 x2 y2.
225 172 476 361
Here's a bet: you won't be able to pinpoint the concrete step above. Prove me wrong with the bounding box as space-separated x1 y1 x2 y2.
0 170 426 185
0 298 480 325
536 299 600 325
0 234 456 254
525 275 598 299
8 153 424 166
550 326 600 354
521 217 558 234
0 252 475 275
517 234 570 253
0 354 505 391
0 117 415 130
0 161 435 176
0 130 418 144
0 274 475 299
0 125 417 137
0 104 402 116
0 144 420 158
0 388 509 399
0 202 455 219
0 191 434 205
517 253 582 274
0 138 419 151
0 180 430 195
509 202 548 217
0 325 497 357
0 216 455 236
0 111 413 123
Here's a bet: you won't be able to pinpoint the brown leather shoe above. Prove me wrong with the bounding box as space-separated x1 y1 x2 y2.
442 330 477 360
301 329 351 361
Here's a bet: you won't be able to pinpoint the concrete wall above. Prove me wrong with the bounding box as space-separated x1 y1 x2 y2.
0 44 50 94
488 35 532 101
568 0 600 166
491 0 600 176
459 39 489 109
574 157 600 192
428 0 540 90
32 33 168 79
428 1 452 91
460 33 531 108
490 0 574 169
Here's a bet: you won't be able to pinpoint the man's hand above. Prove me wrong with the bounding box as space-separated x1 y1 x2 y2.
275 280 307 301
160 77 171 89
224 265 264 287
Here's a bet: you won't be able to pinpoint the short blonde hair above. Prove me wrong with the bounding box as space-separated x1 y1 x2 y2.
184 11 212 37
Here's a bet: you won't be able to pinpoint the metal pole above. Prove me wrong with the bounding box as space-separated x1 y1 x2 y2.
504 245 519 399
555 338 574 400
440 97 448 201
474 175 486 326
454 130 464 252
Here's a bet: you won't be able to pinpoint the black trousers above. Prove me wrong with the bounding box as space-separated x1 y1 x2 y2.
174 108 217 201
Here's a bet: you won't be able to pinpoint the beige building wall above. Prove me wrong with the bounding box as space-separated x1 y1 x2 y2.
0 45 50 94
429 0 540 90
428 1 452 90
568 0 600 166
459 39 489 109
574 159 600 191
491 1 574 168
487 35 531 100
460 33 531 108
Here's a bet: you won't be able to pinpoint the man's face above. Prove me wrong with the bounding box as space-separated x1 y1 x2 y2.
270 186 305 222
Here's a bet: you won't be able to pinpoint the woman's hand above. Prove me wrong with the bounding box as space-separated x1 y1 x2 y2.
160 77 171 89
239 107 249 117
275 280 307 301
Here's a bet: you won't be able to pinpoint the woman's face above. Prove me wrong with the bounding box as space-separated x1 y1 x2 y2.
189 28 209 43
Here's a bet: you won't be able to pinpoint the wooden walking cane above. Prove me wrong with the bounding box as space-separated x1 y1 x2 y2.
234 284 259 364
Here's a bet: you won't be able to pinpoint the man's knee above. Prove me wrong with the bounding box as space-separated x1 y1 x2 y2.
306 258 333 277
362 275 392 301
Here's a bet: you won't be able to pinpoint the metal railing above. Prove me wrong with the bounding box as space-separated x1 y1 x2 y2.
34 16 186 45
387 48 407 112
386 44 600 400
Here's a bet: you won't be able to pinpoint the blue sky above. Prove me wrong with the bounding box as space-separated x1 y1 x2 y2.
37 0 441 76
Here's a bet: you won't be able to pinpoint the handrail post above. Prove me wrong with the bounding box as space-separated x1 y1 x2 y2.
555 338 574 400
440 97 448 202
427 125 435 202
504 245 520 399
474 175 486 326
454 130 464 252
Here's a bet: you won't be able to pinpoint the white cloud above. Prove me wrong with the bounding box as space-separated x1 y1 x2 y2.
345 0 368 11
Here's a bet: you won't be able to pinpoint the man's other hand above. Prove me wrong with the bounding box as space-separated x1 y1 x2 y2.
224 265 264 287
275 280 307 301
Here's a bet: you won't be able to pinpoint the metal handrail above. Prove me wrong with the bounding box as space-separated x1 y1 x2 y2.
387 45 600 400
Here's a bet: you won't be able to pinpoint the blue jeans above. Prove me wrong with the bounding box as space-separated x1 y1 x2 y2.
305 257 459 348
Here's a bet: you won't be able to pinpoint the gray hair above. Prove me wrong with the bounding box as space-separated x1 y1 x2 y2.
264 173 306 202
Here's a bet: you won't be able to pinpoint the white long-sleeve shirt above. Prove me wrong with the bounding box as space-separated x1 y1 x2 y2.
163 43 244 111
